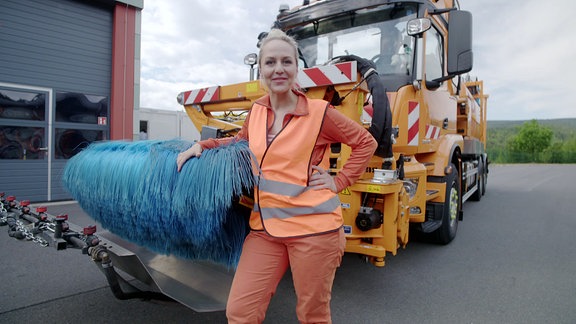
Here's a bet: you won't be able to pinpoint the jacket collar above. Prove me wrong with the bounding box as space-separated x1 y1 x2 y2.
254 89 309 116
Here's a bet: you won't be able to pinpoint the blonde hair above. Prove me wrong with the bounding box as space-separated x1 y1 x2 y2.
258 29 299 66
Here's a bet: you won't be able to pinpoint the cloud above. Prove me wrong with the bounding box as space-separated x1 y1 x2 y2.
465 0 575 120
140 0 296 110
139 0 576 120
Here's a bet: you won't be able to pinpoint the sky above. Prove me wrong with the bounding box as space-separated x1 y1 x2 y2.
140 0 576 121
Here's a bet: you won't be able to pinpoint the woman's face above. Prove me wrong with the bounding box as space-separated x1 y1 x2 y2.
259 39 298 95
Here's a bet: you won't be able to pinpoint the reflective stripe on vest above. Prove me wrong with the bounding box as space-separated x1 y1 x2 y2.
254 195 341 220
258 177 309 197
248 99 343 237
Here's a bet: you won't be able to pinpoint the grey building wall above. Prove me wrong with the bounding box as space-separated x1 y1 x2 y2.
0 0 114 201
0 0 113 94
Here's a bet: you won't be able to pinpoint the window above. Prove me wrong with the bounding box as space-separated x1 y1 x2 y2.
55 92 108 124
0 89 46 121
0 126 45 159
291 3 417 75
425 27 444 81
54 92 108 159
315 26 382 65
0 88 47 160
139 120 148 140
54 128 104 159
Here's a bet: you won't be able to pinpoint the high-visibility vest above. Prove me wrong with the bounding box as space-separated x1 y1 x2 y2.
248 99 343 237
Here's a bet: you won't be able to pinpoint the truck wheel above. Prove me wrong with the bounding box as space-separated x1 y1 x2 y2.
470 160 483 202
434 163 460 244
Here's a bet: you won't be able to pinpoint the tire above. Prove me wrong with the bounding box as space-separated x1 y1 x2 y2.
434 163 460 244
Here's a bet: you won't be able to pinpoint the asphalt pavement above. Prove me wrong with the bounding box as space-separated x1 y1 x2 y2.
1 164 576 324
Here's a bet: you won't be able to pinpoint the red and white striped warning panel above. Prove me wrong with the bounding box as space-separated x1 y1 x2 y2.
425 124 441 140
179 61 357 104
181 86 220 105
407 101 419 146
297 61 357 88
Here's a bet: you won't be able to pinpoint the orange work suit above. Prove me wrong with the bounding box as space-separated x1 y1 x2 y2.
227 98 346 324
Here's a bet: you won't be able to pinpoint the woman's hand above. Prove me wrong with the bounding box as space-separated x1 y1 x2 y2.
309 165 337 192
176 143 203 172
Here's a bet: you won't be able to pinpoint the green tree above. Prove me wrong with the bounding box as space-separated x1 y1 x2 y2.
546 142 565 163
508 120 553 162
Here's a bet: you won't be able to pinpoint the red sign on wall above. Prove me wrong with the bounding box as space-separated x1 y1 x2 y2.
98 117 107 125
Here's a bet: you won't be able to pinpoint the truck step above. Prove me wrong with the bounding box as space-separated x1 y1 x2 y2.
426 189 440 201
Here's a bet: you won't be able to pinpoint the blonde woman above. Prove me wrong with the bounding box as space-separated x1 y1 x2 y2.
177 29 377 323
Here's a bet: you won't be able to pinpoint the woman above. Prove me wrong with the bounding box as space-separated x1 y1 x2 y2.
177 29 377 324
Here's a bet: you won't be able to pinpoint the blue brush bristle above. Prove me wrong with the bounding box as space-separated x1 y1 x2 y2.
62 139 255 268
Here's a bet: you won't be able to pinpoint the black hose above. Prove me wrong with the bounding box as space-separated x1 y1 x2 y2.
331 55 394 161
20 213 39 224
67 236 87 250
5 214 25 239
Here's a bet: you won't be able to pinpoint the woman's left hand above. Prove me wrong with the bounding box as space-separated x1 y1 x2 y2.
309 166 337 192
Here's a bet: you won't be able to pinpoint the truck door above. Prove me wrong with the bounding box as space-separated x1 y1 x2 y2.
421 19 458 137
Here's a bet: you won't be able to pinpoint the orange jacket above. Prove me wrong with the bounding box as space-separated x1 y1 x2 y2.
248 99 342 237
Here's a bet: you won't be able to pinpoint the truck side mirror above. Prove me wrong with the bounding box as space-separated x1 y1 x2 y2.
447 10 473 75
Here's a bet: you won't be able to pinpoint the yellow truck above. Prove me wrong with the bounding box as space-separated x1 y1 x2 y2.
1 0 488 312
177 0 489 267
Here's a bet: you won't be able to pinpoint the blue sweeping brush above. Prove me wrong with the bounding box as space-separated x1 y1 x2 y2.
62 139 255 268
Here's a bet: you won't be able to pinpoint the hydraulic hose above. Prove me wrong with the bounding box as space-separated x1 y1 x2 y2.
334 55 394 162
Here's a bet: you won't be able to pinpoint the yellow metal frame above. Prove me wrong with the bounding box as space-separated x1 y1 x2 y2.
340 179 409 267
180 63 487 267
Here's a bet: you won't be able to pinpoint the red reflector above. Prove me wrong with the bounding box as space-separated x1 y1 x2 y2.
36 206 48 213
56 214 68 221
83 225 97 235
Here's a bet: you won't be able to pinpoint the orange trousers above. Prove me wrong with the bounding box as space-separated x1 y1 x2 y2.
226 228 346 324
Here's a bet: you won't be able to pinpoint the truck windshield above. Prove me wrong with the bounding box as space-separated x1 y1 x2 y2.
290 4 417 75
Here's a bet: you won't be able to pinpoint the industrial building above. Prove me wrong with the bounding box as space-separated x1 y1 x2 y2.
136 108 200 142
0 0 143 201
